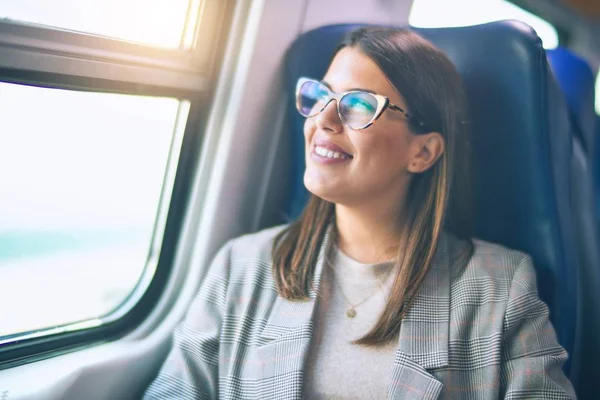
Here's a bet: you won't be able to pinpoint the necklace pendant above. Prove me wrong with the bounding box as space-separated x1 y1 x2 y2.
346 308 357 318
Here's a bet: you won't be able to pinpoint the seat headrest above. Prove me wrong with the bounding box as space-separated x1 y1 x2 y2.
284 20 578 364
547 47 596 153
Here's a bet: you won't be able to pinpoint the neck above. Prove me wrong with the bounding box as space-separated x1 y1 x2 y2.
334 203 405 264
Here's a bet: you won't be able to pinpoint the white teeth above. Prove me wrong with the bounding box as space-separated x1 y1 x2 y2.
315 145 349 160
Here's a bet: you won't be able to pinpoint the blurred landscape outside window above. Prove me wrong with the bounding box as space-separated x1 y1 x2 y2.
0 0 194 339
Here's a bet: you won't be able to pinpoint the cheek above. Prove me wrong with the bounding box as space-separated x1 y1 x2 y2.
357 131 412 172
303 119 315 145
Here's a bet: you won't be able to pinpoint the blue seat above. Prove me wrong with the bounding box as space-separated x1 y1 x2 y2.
548 47 599 221
284 20 580 385
548 47 600 398
547 48 596 157
598 115 600 215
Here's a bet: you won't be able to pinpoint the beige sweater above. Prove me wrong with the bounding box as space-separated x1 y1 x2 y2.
303 246 396 399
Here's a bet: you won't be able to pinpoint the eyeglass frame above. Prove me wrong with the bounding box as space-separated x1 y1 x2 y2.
295 76 416 130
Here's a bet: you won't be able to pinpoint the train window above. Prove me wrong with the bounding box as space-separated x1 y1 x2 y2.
0 0 230 355
0 0 195 49
0 81 189 340
410 0 559 49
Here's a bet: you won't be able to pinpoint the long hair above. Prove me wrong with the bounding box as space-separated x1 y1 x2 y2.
272 27 473 345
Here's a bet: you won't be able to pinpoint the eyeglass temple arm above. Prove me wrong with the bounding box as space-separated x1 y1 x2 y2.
389 103 426 127
388 103 409 117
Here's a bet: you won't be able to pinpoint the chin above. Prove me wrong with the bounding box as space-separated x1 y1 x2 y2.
304 175 343 205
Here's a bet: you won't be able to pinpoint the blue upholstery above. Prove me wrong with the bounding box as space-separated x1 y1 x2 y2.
548 47 600 398
284 20 580 380
547 48 596 155
598 115 600 215
547 47 599 220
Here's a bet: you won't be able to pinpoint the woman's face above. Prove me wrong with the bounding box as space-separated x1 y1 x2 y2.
304 46 432 208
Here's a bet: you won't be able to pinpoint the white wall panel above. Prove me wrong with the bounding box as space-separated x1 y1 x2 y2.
302 0 413 32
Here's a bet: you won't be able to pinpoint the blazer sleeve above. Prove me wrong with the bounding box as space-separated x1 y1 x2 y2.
500 256 577 399
143 241 232 400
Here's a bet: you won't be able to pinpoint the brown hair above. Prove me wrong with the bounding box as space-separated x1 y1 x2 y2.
272 27 473 345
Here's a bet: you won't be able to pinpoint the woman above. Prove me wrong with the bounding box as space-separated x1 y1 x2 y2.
144 27 575 399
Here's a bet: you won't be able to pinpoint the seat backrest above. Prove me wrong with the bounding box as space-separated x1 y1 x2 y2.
548 47 600 398
284 20 580 378
547 47 596 158
597 115 600 215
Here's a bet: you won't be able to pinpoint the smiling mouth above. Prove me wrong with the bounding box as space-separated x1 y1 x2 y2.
313 145 353 160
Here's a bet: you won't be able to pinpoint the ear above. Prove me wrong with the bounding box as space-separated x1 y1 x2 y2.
407 132 445 173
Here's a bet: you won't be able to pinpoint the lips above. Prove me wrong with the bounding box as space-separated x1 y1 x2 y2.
312 138 353 158
314 145 351 160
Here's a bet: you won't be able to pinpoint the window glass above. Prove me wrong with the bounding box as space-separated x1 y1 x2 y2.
0 82 189 338
0 0 193 49
409 0 559 49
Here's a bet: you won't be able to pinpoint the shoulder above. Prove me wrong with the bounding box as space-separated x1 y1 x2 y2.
449 235 535 302
204 223 289 280
200 224 290 309
220 224 290 286
469 238 532 277
228 224 289 260
447 236 543 344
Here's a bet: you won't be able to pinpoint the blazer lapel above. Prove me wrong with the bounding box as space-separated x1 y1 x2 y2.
255 226 332 399
389 232 452 400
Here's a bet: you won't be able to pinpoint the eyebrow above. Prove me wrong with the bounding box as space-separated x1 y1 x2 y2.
321 79 376 94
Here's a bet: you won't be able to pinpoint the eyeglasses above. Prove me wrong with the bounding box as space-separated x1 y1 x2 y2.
295 77 412 130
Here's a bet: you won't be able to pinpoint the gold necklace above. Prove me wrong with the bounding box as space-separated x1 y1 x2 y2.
325 255 392 318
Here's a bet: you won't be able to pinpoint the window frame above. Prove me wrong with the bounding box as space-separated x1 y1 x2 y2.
0 0 234 366
0 0 226 95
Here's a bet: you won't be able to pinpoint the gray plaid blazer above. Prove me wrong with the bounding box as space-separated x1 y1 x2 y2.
144 225 575 399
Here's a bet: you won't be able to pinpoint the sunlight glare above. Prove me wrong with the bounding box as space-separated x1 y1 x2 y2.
0 0 191 48
409 0 559 49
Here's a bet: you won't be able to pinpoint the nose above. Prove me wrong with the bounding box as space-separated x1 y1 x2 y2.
314 99 344 134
